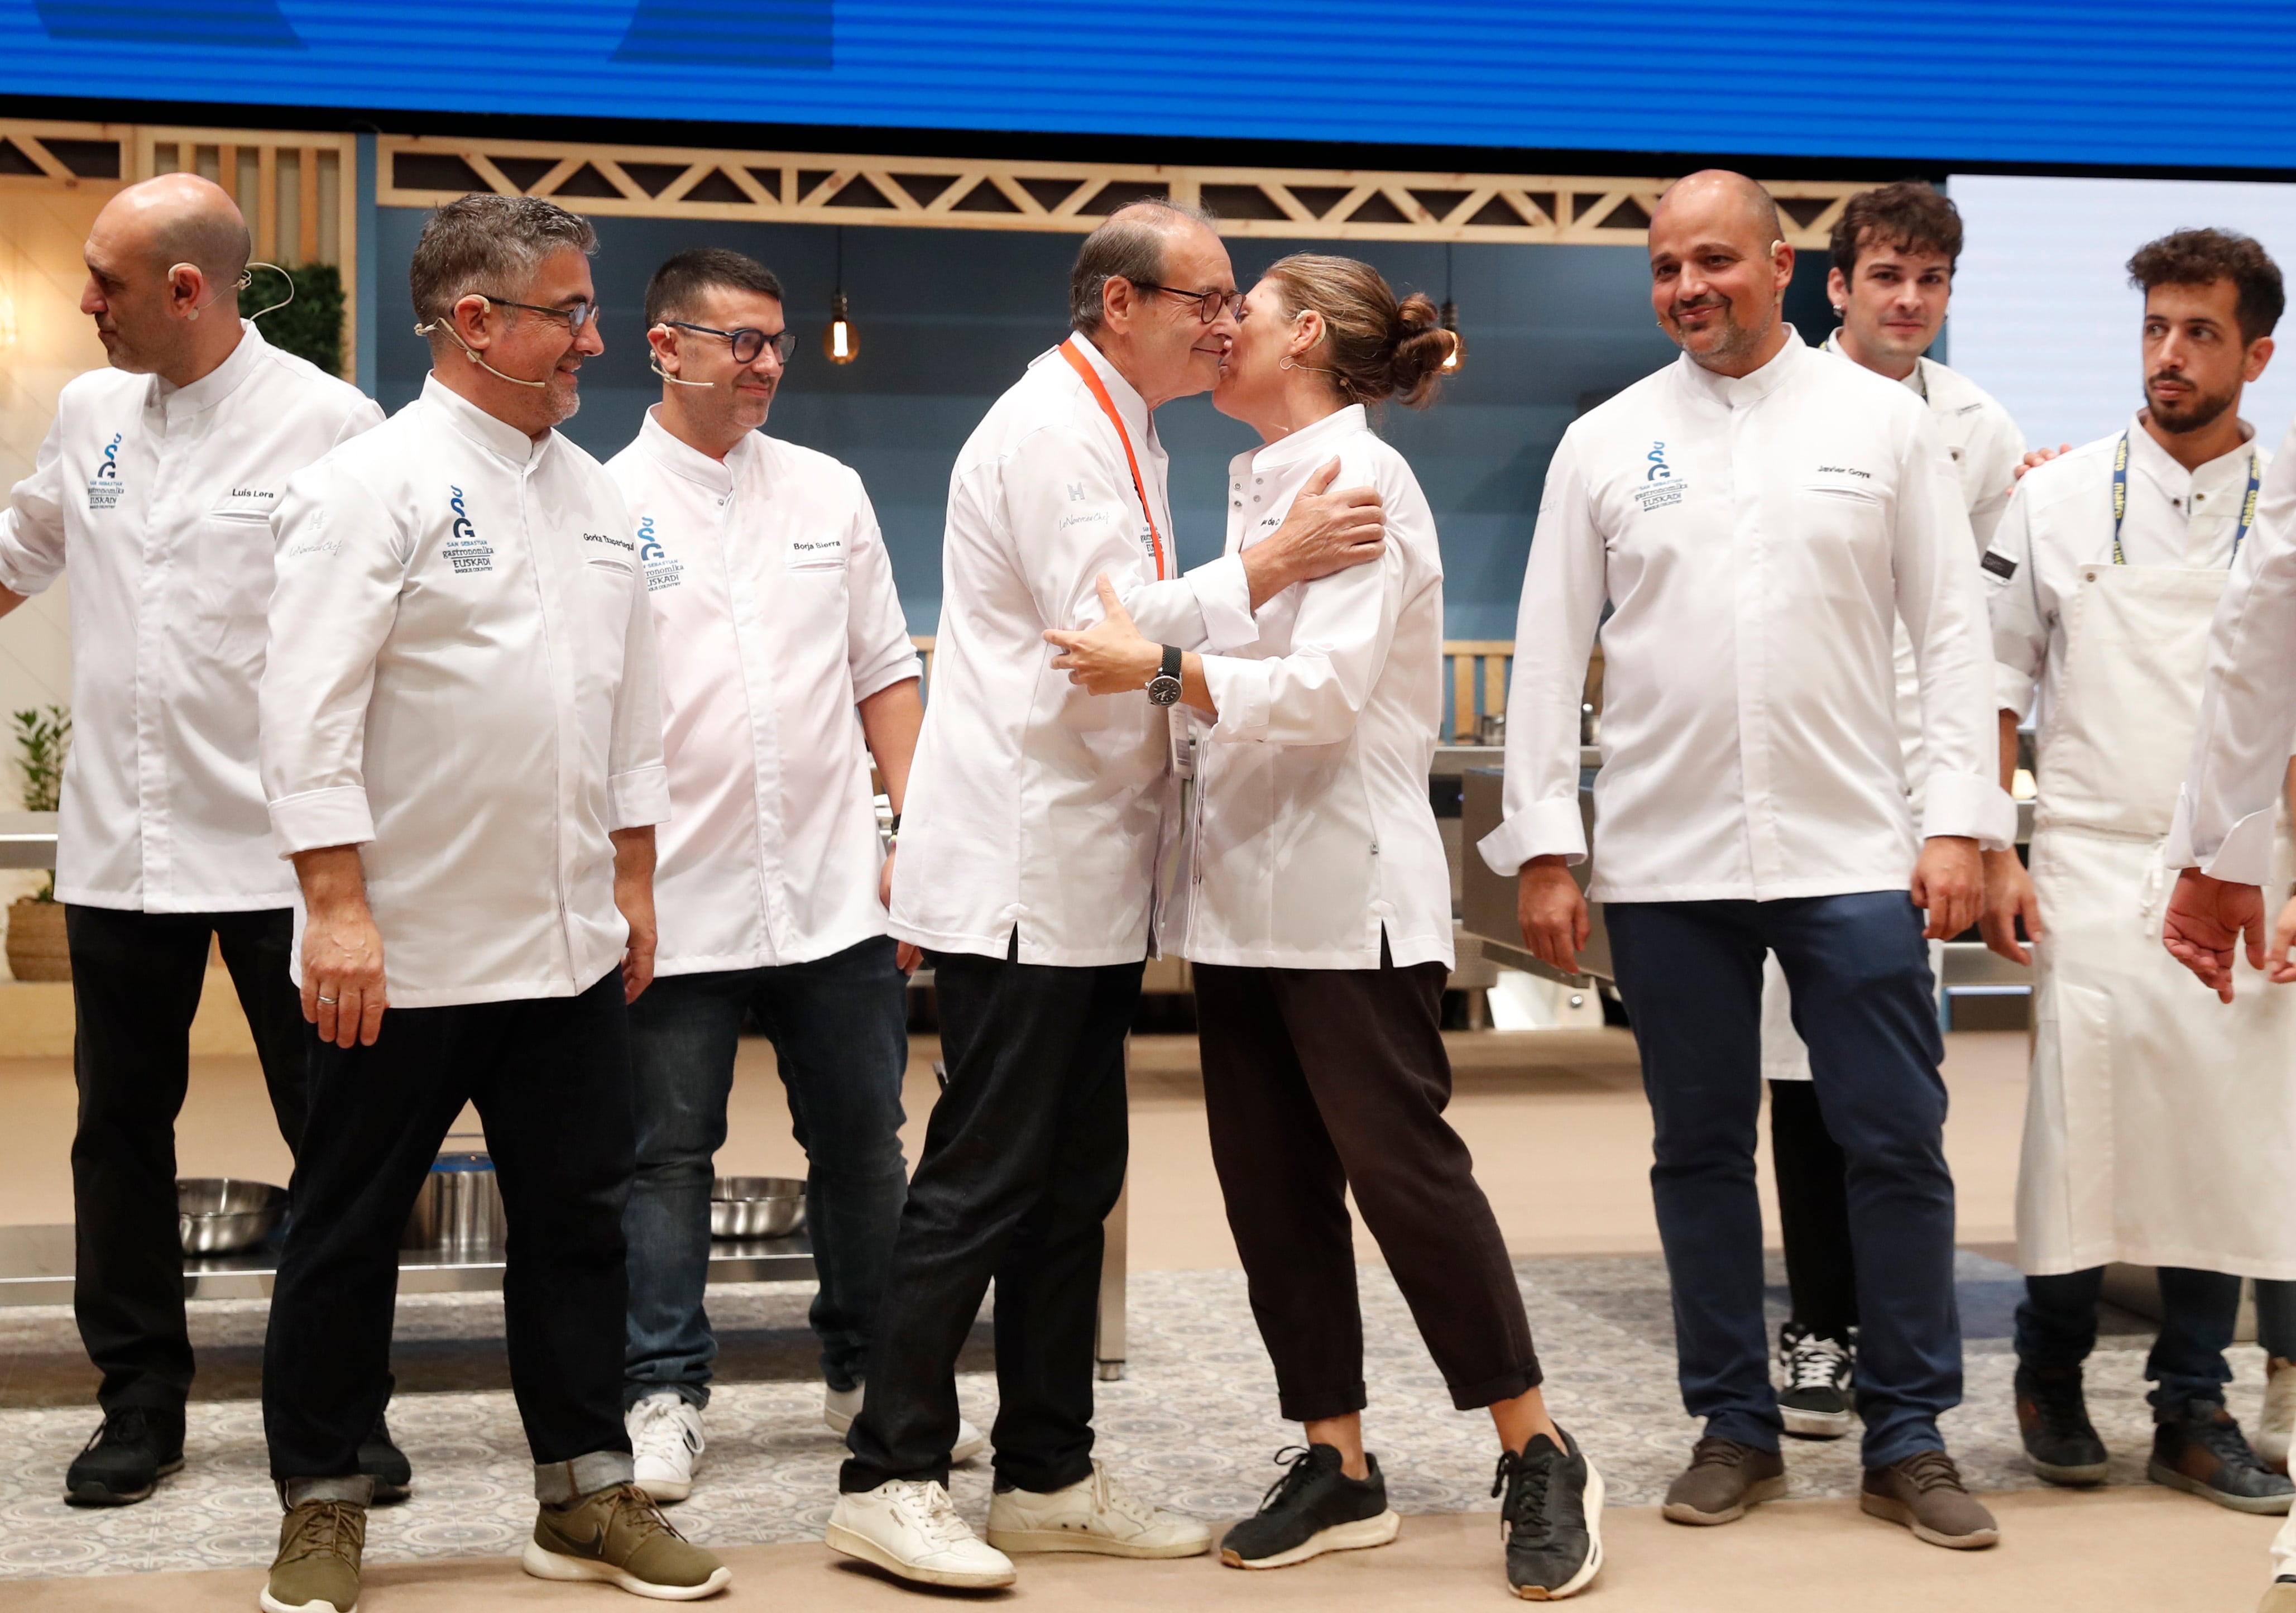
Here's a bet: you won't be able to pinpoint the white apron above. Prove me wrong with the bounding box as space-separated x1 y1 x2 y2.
2017 562 2296 1278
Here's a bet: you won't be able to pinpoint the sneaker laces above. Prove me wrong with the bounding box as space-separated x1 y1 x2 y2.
629 1397 699 1462
1685 1435 1757 1472
1256 1446 1322 1515
280 1500 366 1566
2185 1406 2270 1473
78 1407 154 1458
1490 1447 1555 1546
894 1481 977 1549
1089 1463 1161 1531
2024 1372 2098 1442
595 1482 691 1547
1783 1334 1850 1393
1894 1449 1968 1494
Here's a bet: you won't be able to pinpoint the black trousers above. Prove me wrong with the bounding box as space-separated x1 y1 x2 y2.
263 974 635 1483
1768 1079 1859 1341
1195 955 1539 1423
68 904 309 1414
840 946 1137 1495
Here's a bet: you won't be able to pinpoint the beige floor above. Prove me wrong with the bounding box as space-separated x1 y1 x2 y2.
0 1488 2273 1611
0 1027 2035 1267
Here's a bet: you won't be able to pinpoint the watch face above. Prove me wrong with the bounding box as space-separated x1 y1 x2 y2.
1146 674 1182 707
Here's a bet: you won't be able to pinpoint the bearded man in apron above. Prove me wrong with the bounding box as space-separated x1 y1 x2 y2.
1982 228 2296 1516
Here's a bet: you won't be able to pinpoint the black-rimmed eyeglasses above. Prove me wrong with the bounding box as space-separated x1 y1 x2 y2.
659 320 798 365
1134 283 1246 324
475 294 600 333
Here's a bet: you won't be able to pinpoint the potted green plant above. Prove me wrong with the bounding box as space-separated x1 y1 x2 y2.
7 705 70 982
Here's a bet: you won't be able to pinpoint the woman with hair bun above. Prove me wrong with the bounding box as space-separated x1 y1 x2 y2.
1047 253 1603 1600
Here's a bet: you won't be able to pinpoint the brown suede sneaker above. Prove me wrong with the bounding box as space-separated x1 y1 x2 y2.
522 1481 732 1600
1860 1449 1999 1549
1661 1437 1787 1525
260 1499 366 1613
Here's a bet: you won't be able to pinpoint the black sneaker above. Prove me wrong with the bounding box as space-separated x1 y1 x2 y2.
2149 1399 2296 1515
1777 1322 1855 1439
1492 1426 1604 1601
2015 1364 2108 1485
1217 1444 1400 1571
64 1406 185 1506
360 1411 413 1504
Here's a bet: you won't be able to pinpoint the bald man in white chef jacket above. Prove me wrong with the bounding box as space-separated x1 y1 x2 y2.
0 174 394 1509
1482 171 2015 1550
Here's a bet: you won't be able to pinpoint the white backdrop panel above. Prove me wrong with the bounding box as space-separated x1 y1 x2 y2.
1947 174 2296 457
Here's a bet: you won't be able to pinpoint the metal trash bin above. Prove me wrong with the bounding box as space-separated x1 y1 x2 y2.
401 1138 505 1254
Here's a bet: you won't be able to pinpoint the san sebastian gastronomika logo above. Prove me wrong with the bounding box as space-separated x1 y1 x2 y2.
1646 442 1671 481
1634 441 1686 511
85 433 124 510
637 514 683 591
444 485 493 573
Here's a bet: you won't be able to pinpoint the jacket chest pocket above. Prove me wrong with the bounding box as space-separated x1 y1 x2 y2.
1792 482 1889 576
191 513 273 660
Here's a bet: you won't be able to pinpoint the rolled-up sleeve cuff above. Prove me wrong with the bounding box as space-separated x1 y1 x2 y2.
1202 657 1271 743
1922 771 2017 851
851 648 924 705
269 786 375 859
2199 802 2279 886
1190 553 1257 653
1995 663 2038 721
610 765 672 831
0 553 55 599
1477 798 1588 875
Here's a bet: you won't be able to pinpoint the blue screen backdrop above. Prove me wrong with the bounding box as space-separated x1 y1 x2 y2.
6 2 2295 169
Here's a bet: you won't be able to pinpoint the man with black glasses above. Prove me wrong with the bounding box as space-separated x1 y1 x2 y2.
825 201 1388 1590
603 247 985 1502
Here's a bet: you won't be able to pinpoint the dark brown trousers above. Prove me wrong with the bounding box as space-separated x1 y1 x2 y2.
1194 953 1539 1423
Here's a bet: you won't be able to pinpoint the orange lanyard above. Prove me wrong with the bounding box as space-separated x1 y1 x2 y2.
1059 338 1167 580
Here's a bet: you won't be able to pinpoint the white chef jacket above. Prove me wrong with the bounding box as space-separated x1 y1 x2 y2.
2168 414 2296 884
262 375 669 1008
1478 333 2014 901
1991 416 2267 734
0 322 381 912
606 409 919 974
1173 406 1451 970
1822 331 2023 548
889 335 1260 966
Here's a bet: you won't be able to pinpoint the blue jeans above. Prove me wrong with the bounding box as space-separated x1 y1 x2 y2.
622 936 910 1407
1606 892 1959 1468
2017 1266 2240 1410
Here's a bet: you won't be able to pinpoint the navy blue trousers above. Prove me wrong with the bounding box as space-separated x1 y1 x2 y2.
1607 892 1959 1468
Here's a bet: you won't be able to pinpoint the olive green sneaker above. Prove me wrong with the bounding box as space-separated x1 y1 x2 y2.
521 1481 732 1600
260 1499 366 1613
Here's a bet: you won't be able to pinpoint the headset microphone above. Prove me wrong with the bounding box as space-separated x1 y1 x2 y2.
414 299 550 390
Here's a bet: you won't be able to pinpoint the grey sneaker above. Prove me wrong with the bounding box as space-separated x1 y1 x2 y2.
2149 1399 2296 1515
1661 1437 1786 1525
260 1499 365 1613
1860 1449 2000 1549
522 1481 732 1598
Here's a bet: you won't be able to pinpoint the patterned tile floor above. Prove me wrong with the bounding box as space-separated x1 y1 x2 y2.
0 1252 2261 1579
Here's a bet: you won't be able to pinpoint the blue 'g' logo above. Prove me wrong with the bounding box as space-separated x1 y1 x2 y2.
95 434 121 480
637 515 665 563
1646 442 1671 482
449 486 474 543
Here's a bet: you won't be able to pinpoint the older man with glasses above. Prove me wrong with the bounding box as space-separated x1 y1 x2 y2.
256 194 728 1612
823 200 1388 1590
602 247 989 1502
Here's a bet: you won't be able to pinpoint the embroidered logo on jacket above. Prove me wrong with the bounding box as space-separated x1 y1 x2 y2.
85 433 124 510
445 486 493 574
1633 441 1686 511
636 515 682 591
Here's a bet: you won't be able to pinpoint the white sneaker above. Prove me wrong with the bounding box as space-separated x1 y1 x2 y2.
824 1382 986 1464
986 1460 1212 1559
2261 1357 2296 1473
826 1480 1016 1589
626 1392 703 1504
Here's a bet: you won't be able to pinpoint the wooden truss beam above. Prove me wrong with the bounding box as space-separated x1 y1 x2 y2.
377 133 1864 248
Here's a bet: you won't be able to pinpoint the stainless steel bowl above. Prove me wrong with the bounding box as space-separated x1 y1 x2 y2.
710 1176 805 1240
178 1178 288 1255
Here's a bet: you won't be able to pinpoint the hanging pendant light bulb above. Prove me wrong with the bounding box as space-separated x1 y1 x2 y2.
1438 242 1465 375
824 226 859 365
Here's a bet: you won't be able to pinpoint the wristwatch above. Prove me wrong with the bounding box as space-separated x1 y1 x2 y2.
1145 644 1182 707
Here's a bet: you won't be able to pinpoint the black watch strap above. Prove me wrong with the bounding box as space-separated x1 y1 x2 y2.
1159 644 1182 683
